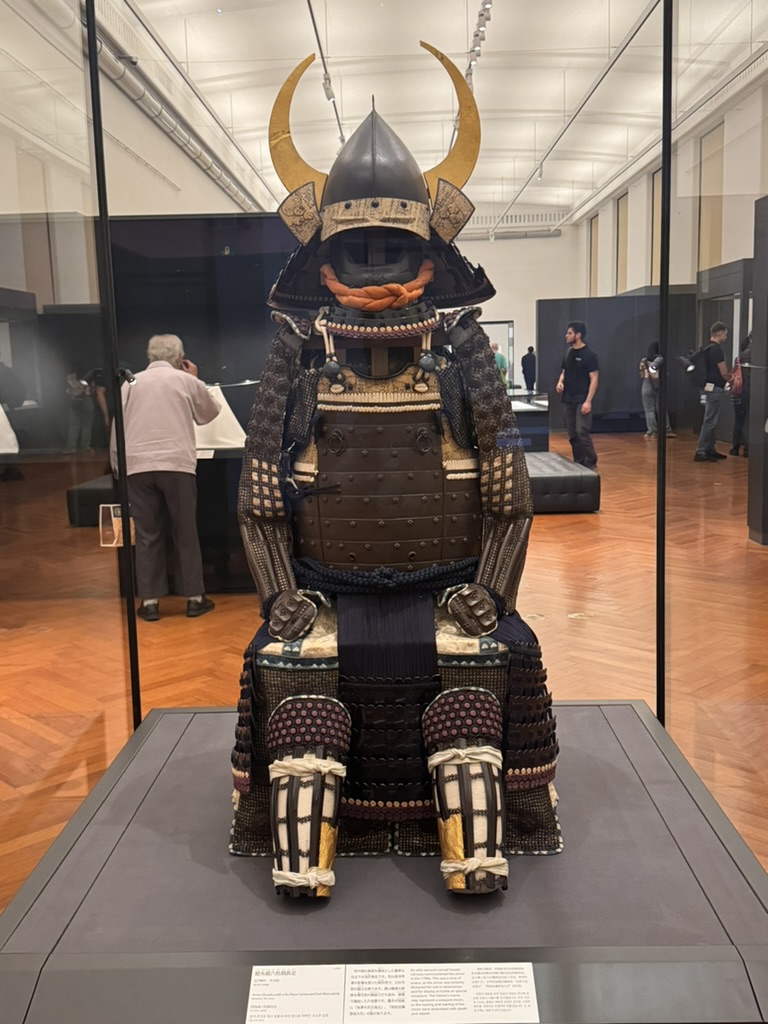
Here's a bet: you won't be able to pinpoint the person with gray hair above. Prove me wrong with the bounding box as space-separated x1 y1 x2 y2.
111 334 221 620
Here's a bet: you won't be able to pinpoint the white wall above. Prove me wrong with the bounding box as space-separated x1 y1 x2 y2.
461 227 585 358
101 80 245 217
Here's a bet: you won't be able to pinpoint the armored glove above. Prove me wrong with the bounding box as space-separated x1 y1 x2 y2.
439 583 498 638
267 589 329 642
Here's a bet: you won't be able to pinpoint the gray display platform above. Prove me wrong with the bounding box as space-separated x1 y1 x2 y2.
1 702 767 1023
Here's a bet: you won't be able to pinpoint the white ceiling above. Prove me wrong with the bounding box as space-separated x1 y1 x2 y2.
130 0 768 227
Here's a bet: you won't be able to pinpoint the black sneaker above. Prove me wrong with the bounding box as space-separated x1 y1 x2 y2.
693 452 718 462
186 596 215 618
707 450 727 460
729 447 740 456
137 602 160 621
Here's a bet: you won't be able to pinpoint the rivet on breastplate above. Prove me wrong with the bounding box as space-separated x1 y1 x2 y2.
394 543 401 550
362 449 369 457
464 492 470 499
347 474 354 481
451 515 457 523
321 473 328 481
450 538 456 545
324 520 330 527
326 541 332 548
348 425 355 432
365 543 372 550
320 449 328 456
350 521 357 528
419 541 426 548
392 496 399 503
407 519 413 527
463 537 469 543
363 497 371 504
407 472 414 480
335 496 342 503
378 520 385 527
434 495 440 501
306 497 313 505
377 474 384 481
391 450 398 457
421 496 428 503
376 426 383 433
433 471 440 478
322 497 328 503
406 426 412 433
308 518 315 525
433 516 439 524
322 425 328 433
450 493 457 500
338 542 345 549
311 541 316 547
432 539 439 545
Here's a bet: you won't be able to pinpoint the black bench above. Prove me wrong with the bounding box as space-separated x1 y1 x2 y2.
66 473 116 527
67 453 599 534
526 451 600 513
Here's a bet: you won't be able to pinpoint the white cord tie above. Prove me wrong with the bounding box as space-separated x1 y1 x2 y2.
427 746 503 772
440 857 509 879
268 756 346 781
273 867 336 889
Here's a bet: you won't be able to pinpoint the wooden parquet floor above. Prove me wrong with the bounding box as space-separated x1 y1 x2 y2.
1 433 767 911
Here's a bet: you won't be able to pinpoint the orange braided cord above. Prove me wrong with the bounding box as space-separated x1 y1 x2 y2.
319 260 434 311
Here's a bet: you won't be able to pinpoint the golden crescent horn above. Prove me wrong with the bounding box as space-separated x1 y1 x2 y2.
269 54 328 199
420 41 481 200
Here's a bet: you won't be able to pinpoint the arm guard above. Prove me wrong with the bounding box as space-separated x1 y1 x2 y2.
238 320 304 613
447 310 533 613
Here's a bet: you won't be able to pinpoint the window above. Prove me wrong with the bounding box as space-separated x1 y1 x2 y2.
650 168 661 286
589 215 599 296
698 123 724 271
616 192 629 293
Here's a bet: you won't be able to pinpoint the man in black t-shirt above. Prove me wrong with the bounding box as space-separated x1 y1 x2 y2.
693 321 731 462
556 321 599 469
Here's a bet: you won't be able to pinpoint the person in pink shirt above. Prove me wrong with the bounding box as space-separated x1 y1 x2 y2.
112 334 221 620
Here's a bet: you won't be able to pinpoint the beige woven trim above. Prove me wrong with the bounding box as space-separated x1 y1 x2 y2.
505 760 557 777
446 471 480 480
293 462 316 475
444 458 479 472
320 197 430 242
317 401 442 414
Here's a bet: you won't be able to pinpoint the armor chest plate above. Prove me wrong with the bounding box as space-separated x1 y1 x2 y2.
292 406 482 571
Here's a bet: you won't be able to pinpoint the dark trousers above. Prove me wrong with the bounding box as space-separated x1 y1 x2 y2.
732 397 749 449
696 388 724 454
127 471 204 599
523 373 535 392
564 402 597 468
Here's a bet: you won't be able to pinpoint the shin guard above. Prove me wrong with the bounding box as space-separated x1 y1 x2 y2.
267 695 351 898
423 688 507 894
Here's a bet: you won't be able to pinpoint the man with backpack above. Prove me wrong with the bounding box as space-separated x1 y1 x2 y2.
693 321 732 462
